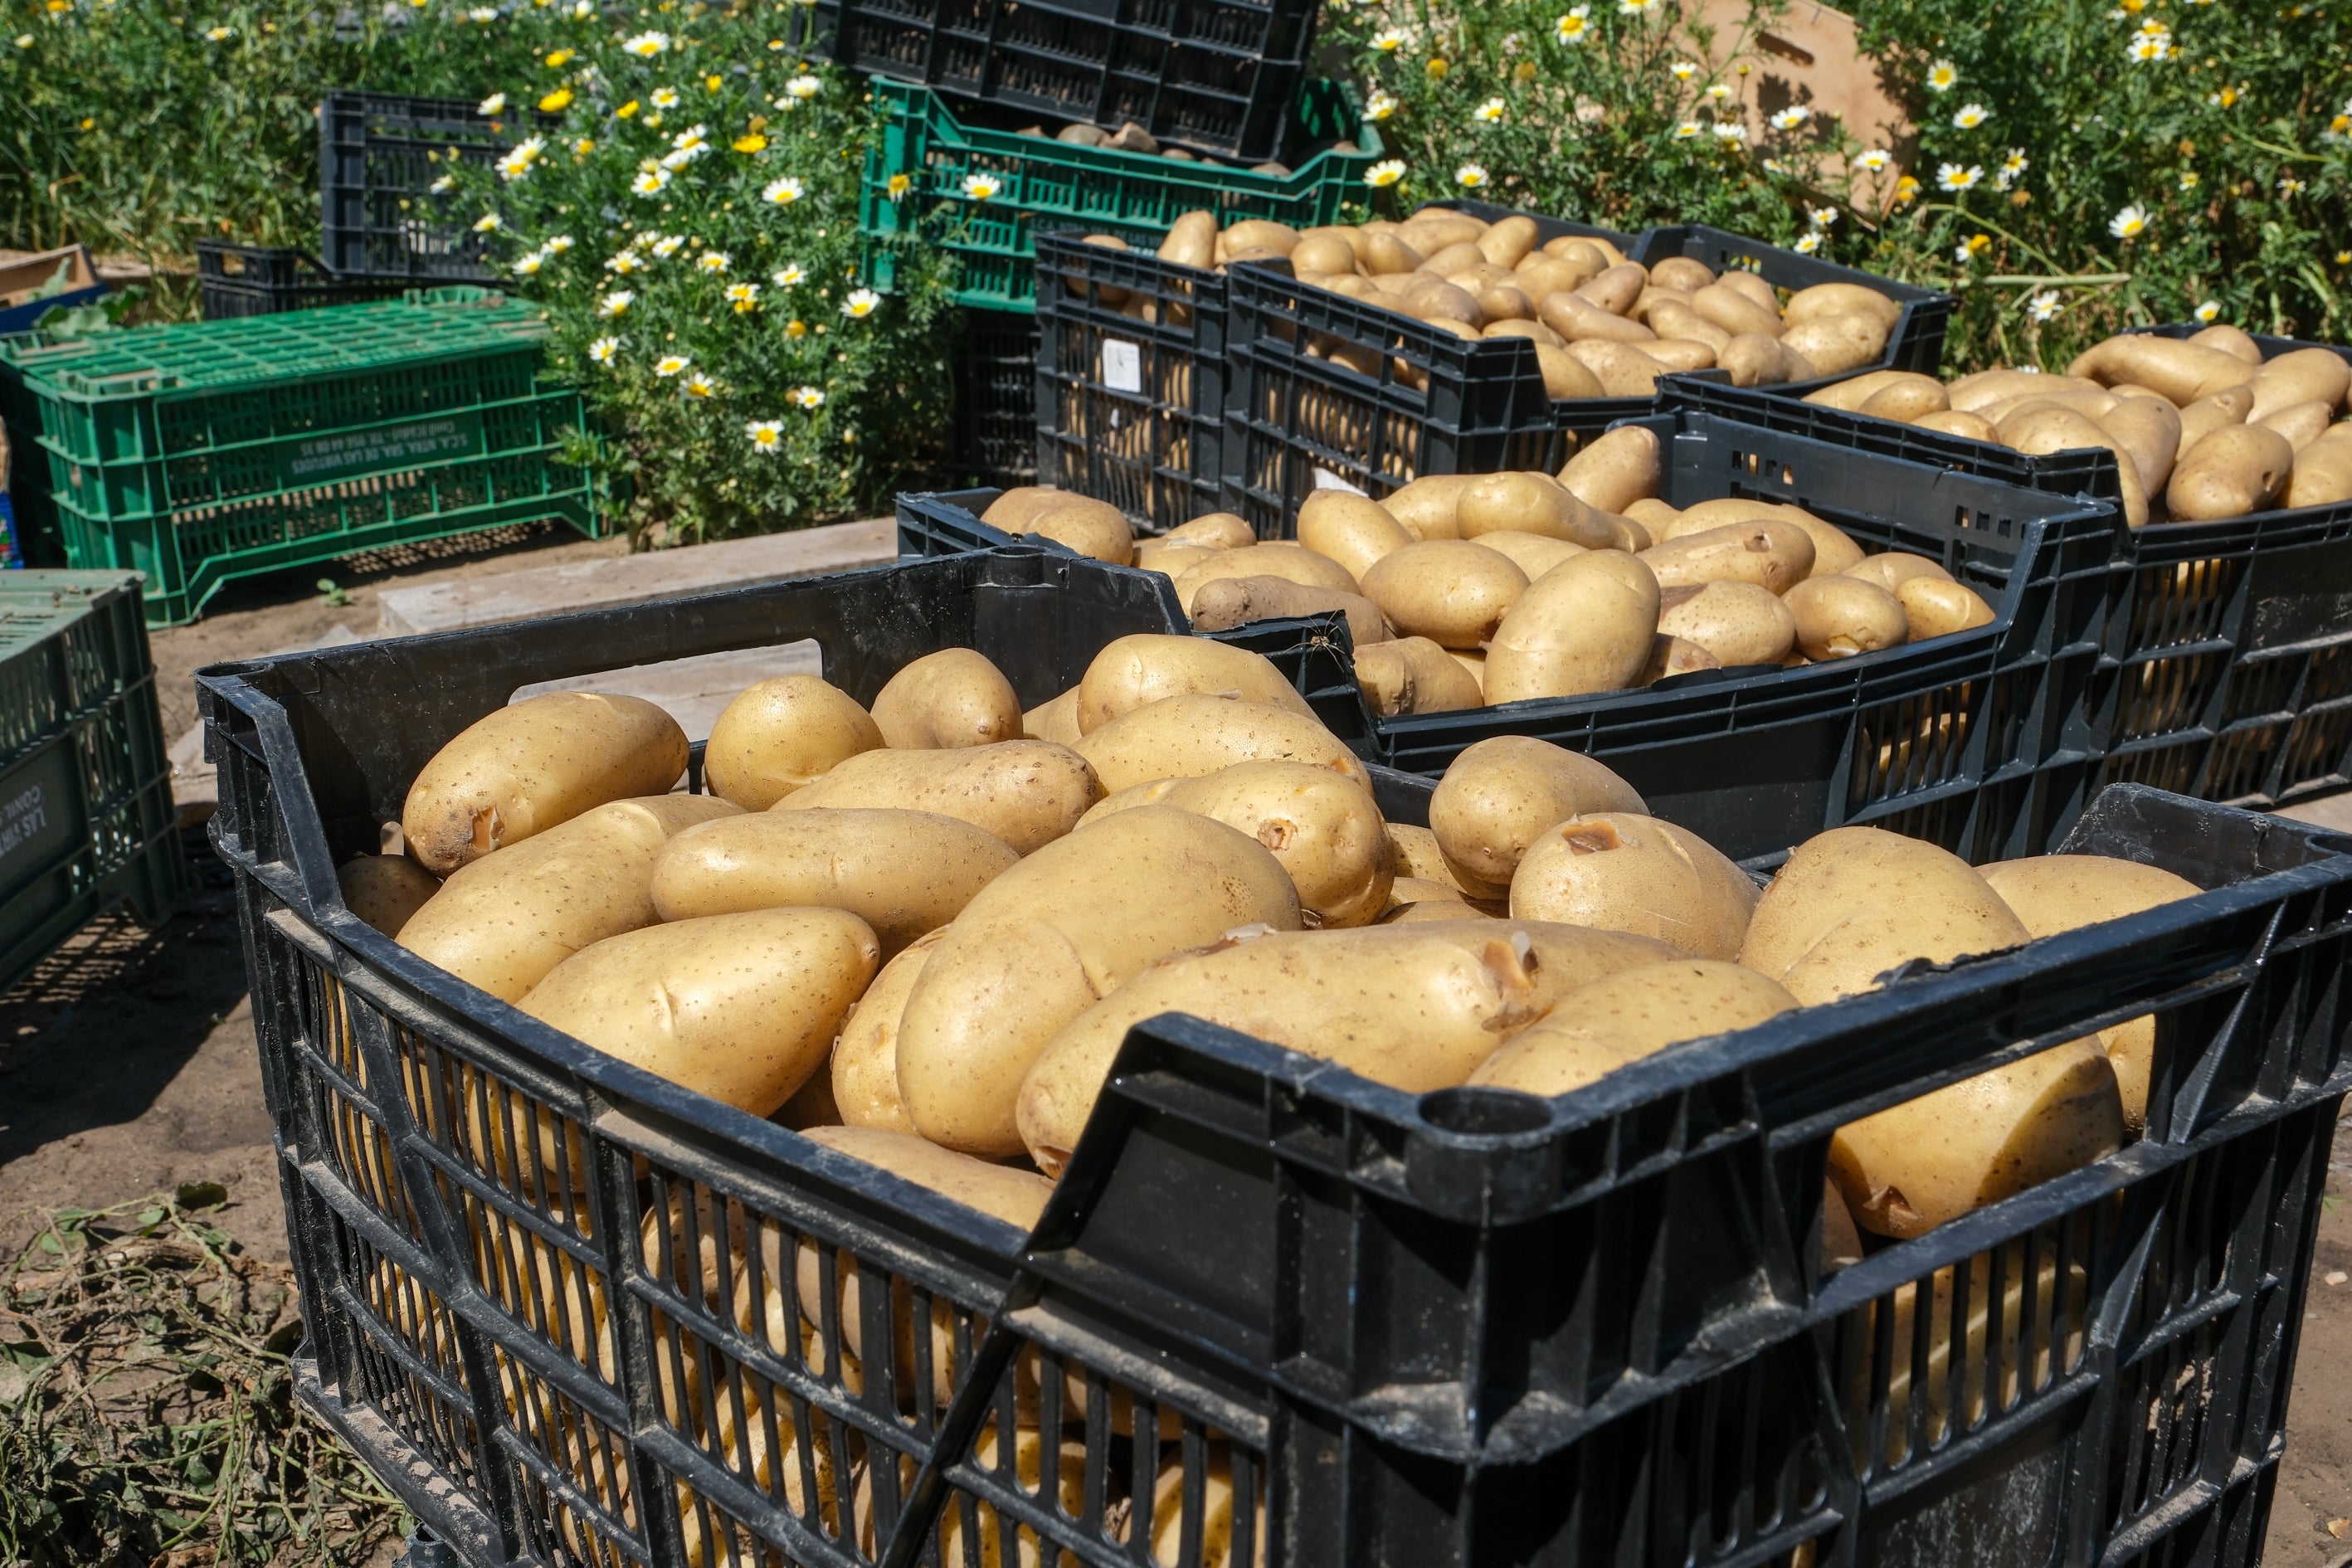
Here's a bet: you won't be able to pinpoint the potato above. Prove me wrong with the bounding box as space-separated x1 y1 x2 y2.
1682 281 1775 338
1947 368 2106 414
1575 262 1649 317
650 807 1017 952
1508 812 1759 958
2067 335 2252 405
1468 960 1796 1093
897 806 1301 1155
1541 291 1656 344
1156 210 1217 269
338 854 441 937
1858 1239 2087 1452
1385 824 1462 888
978 486 1072 531
2096 392 2183 494
1646 302 1731 354
1738 826 2027 1006
400 795 740 1001
1564 339 1663 397
1896 577 1997 641
2165 423 2295 519
1135 538 1222 578
1455 471 1617 548
1979 855 2200 1131
1381 473 1475 539
828 933 938 1132
1296 491 1414 582
2188 322 2263 364
1773 509 1865 577
1476 214 1540 268
2258 398 2335 453
1070 694 1368 796
402 692 689 874
1476 284 1537 324
1638 519 1816 594
1355 635 1485 716
1535 343 1609 400
1187 575 1390 646
1093 759 1393 928
1718 333 1817 388
1996 404 2151 527
2246 346 2352 422
1172 543 1359 613
1075 634 1317 734
1015 919 1680 1171
1843 552 1950 594
1624 497 1682 534
1359 539 1531 648
1806 369 1943 417
1429 735 1646 896
1166 511 1257 550
1484 316 1563 350
1483 549 1662 704
519 908 879 1117
1643 634 1721 682
1224 218 1298 256
1784 282 1898 327
1022 686 1083 746
1556 425 1660 514
774 741 1101 855
1911 409 1999 441
1779 311 1892 376
1020 494 1135 566
1291 232 1359 275
869 648 1020 751
1647 255 1715 294
705 675 886 811
2174 385 2255 459
1656 581 1797 667
1470 529 1585 582
2287 424 2352 508
1783 575 1907 660
1829 1040 2123 1238
1361 231 1424 274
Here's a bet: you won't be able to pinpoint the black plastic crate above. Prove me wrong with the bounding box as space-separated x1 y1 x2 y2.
195 241 416 319
903 403 2130 866
952 307 1042 489
319 90 529 283
1032 229 1249 533
197 544 2352 1568
1658 334 2352 813
792 0 1320 165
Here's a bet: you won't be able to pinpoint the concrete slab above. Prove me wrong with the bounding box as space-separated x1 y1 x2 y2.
2278 793 2352 834
375 518 895 636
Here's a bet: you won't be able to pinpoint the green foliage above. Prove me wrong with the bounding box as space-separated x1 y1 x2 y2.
441 25 956 540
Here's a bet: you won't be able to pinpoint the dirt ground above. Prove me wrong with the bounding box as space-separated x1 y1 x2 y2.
6 533 2352 1562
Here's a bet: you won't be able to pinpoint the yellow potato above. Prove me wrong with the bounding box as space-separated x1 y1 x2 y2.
1020 495 1135 566
1455 471 1617 548
869 648 1021 750
1156 210 1217 269
1134 538 1220 579
1783 575 1908 660
1359 539 1531 649
2067 335 2252 405
1778 311 1892 376
1022 686 1083 745
1911 409 2000 442
402 692 689 874
1541 290 1656 344
1172 543 1359 613
978 486 1073 531
1647 256 1717 295
1070 694 1369 795
2246 347 2352 422
338 854 441 937
1075 634 1317 733
1896 577 1997 641
705 675 887 811
1428 735 1647 896
1947 369 2106 414
1719 333 1818 388
1015 920 1680 1171
400 795 741 1001
1638 519 1817 594
1689 281 1780 338
2174 385 2256 460
1291 233 1359 275
1645 301 1731 354
1087 759 1393 928
1574 261 1650 317
1996 404 2151 528
2259 399 2336 453
1979 855 2200 1131
1165 511 1257 550
1469 529 1585 582
1507 812 1759 958
1772 509 1865 577
519 908 879 1117
1564 338 1664 397
1842 553 1952 595
1535 343 1609 399
1643 634 1721 682
829 930 943 1132
2098 392 2184 494
2165 423 2294 520
1355 635 1485 716
1556 424 1661 514
2188 322 2263 365
1805 369 1942 416
1381 474 1477 539
1296 491 1413 581
1738 826 2028 1006
896 806 1301 1155
1187 575 1390 646
1655 581 1797 667
2287 424 2352 508
1468 960 1796 1093
1385 823 1463 888
650 808 1017 953
774 741 1102 855
1482 549 1663 704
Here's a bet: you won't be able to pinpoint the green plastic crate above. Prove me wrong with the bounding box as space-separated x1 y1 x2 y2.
0 290 601 625
860 77 1380 312
0 571 184 995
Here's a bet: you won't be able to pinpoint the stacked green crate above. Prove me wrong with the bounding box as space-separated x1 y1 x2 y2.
0 290 600 626
0 571 183 994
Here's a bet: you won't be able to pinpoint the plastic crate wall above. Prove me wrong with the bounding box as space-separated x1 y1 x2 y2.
319 90 533 283
952 308 1042 489
197 242 413 320
794 0 1320 164
0 571 183 992
198 556 2352 1567
859 78 1377 312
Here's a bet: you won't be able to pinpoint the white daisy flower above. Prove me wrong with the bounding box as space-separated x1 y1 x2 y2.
1474 98 1505 124
1365 158 1405 187
632 168 672 196
1711 121 1746 142
762 175 805 204
697 250 731 272
1770 105 1809 130
786 74 821 98
204 25 235 41
1951 102 1989 129
1793 232 1823 255
962 173 1001 201
622 30 669 55
655 354 689 377
1704 82 1732 100
772 264 806 286
2109 203 2150 239
598 290 634 317
840 288 881 319
605 251 642 275
2028 290 2060 322
496 136 545 180
1371 26 1408 49
727 281 760 310
1365 89 1398 121
479 92 508 114
1809 205 1838 227
1936 162 1983 192
1673 121 1702 139
790 386 825 409
747 419 784 450
588 336 620 363
683 373 714 397
2194 300 2221 323
1554 6 1590 43
431 174 457 194
510 251 544 275
651 86 680 108
543 235 573 254
1455 163 1489 187
1926 59 1958 92
1855 148 1892 172
472 212 502 231
1670 60 1698 80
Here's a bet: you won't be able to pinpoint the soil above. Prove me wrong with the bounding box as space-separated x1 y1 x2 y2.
6 536 2352 1562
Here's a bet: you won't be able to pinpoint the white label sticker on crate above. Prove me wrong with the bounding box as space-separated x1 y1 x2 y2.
1102 338 1143 394
1312 467 1369 496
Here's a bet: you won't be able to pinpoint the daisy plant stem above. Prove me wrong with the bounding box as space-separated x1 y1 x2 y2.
1916 202 2072 275
1976 273 2133 286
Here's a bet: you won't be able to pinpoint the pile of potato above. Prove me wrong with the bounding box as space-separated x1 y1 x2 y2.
1803 325 2352 527
980 427 1996 713
1068 202 1909 397
338 640 2204 1546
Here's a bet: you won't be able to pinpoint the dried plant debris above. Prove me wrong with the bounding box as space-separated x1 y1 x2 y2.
0 1191 408 1567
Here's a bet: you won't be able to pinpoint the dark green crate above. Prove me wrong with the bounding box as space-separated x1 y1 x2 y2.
0 291 601 625
0 571 185 995
859 77 1379 312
